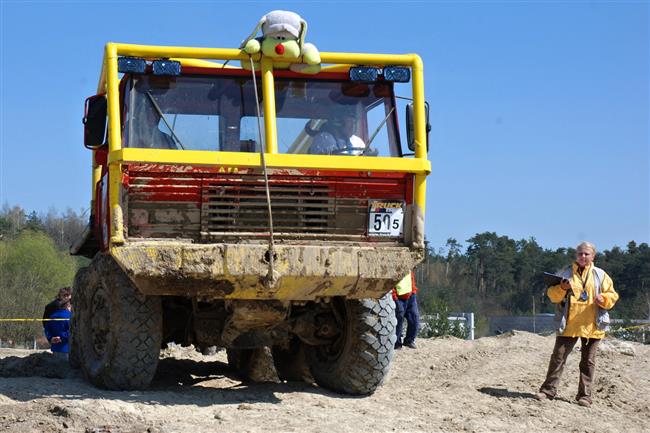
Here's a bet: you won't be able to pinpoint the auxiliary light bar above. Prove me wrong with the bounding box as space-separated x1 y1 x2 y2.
152 60 181 76
349 66 411 83
383 66 411 83
117 57 182 76
117 57 146 74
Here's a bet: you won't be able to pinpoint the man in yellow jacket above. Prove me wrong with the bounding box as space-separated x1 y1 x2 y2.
537 242 619 407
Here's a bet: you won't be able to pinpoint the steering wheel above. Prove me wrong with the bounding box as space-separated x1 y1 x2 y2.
304 120 321 137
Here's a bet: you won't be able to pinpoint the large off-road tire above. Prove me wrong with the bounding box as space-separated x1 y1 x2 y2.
226 348 248 375
227 347 279 382
272 338 310 382
306 294 397 395
68 267 89 370
76 254 162 390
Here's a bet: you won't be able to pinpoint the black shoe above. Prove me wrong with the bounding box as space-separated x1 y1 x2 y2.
394 344 403 350
405 342 417 349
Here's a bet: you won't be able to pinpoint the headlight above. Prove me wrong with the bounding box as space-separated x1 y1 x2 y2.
383 66 410 83
152 60 181 76
117 57 146 74
349 66 381 82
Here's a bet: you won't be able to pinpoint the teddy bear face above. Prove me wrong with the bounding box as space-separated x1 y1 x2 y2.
261 31 301 59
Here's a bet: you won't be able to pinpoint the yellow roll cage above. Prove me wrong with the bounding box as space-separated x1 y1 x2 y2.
96 43 430 246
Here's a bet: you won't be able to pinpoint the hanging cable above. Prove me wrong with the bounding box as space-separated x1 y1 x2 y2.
249 56 277 289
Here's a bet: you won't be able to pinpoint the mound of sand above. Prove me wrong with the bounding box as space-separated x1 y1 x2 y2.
0 332 648 433
0 350 74 379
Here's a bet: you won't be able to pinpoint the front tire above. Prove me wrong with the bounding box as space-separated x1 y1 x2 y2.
77 254 162 390
306 294 397 395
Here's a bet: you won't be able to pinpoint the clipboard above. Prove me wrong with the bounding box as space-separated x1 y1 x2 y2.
543 272 566 287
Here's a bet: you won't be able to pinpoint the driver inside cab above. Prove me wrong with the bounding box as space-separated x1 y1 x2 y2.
308 114 367 156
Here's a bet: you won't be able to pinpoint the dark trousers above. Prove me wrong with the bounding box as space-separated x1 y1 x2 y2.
539 336 601 403
395 294 420 346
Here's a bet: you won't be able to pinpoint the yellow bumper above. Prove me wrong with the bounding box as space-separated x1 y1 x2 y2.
111 241 423 300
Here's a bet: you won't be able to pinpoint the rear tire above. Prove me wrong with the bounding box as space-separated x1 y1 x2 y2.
272 338 310 382
306 294 396 395
77 254 162 390
227 347 278 382
226 348 250 377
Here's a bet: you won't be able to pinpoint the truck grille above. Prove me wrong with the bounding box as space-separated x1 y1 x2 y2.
125 165 408 242
201 176 367 237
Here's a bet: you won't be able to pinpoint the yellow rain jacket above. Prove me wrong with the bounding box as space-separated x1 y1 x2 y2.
548 262 618 339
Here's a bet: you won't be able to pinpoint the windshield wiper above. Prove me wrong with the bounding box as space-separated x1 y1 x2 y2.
145 90 185 150
363 107 395 155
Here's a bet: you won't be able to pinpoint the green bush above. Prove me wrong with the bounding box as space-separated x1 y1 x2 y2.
419 298 469 339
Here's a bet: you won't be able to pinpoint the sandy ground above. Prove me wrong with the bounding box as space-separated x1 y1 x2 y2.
0 331 648 433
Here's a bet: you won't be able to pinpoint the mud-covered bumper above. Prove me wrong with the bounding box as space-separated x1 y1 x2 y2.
111 241 423 300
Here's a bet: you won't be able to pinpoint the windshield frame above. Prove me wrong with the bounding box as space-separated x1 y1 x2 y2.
120 69 404 157
101 44 430 161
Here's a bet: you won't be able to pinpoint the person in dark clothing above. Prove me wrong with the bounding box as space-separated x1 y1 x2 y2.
44 300 72 353
392 272 420 350
42 287 72 330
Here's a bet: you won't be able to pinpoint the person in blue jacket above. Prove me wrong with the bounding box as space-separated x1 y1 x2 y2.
42 287 72 331
44 300 71 353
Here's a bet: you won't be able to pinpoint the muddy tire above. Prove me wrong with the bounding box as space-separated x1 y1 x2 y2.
68 267 89 370
306 294 396 395
77 254 162 390
227 347 279 382
272 339 310 382
226 348 249 376
68 330 82 369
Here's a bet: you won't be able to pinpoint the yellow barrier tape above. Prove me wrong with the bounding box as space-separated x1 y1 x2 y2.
0 318 70 322
611 323 650 331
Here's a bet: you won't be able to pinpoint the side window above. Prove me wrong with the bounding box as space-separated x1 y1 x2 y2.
393 94 412 156
239 117 263 152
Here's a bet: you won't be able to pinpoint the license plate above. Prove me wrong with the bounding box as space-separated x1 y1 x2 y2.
368 201 404 237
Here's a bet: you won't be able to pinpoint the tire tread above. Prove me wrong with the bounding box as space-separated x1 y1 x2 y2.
308 294 397 395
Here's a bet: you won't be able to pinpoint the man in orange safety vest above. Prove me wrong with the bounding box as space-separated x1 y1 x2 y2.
392 272 420 349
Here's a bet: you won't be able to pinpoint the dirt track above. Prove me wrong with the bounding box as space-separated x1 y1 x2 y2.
1 331 648 433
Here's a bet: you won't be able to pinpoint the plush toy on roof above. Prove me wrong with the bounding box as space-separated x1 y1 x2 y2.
240 10 321 74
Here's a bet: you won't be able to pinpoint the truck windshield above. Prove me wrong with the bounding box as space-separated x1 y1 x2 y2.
124 74 402 157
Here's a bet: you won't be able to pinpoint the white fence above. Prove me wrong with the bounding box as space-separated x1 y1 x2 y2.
419 312 475 340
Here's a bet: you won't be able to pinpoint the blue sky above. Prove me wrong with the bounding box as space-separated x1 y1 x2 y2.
1 1 648 252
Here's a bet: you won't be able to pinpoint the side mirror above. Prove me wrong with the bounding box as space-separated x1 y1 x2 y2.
406 102 431 152
83 94 107 149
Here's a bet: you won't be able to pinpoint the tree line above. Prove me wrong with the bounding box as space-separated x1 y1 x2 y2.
415 233 650 336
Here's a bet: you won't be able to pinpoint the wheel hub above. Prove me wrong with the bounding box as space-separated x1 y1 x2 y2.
314 299 347 361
